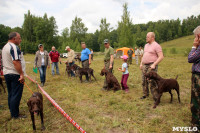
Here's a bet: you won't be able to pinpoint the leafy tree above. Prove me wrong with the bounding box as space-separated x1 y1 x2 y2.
118 3 133 47
70 16 88 42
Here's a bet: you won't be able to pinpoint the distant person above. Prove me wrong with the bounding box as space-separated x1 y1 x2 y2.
49 46 60 75
102 39 114 90
140 32 164 100
2 32 26 119
65 46 75 77
127 48 133 65
81 42 91 82
134 47 140 65
91 49 94 60
139 46 144 62
34 44 50 87
118 55 129 93
188 25 200 131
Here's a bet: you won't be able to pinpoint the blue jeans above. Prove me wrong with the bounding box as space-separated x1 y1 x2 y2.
51 62 59 75
4 74 24 118
38 65 47 83
69 61 75 77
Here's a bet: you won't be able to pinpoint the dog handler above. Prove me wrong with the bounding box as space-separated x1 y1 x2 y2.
2 32 26 119
188 26 200 131
140 32 164 100
102 39 114 90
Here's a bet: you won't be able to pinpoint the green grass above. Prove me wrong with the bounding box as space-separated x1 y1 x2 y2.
161 35 194 56
0 35 194 133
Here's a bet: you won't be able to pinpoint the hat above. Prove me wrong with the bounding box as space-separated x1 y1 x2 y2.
121 55 128 60
65 46 70 50
104 39 109 44
38 44 43 48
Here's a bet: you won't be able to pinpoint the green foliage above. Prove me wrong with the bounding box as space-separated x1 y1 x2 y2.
170 48 177 54
70 16 88 42
118 3 133 47
184 48 191 57
75 38 81 52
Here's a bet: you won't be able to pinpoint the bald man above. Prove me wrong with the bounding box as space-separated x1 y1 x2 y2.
140 32 164 101
49 46 60 75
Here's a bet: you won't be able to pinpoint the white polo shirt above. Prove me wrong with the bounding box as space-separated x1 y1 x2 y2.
2 42 21 75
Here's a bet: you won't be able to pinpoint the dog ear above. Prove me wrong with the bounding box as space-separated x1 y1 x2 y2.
27 100 32 111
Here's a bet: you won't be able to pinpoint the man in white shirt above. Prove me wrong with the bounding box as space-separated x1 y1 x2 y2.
2 32 26 119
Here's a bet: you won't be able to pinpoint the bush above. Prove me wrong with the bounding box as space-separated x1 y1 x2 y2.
170 48 177 54
162 48 167 56
184 48 191 57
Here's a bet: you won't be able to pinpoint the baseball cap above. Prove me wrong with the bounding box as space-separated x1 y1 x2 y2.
65 46 70 50
38 44 43 48
121 55 128 60
104 39 109 44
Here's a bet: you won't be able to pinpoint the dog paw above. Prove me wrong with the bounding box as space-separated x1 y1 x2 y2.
153 105 157 109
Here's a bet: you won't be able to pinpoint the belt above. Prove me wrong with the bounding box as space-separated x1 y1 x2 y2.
192 71 200 75
82 59 88 62
104 59 110 62
144 62 154 65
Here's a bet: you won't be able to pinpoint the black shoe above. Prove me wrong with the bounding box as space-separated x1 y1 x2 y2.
140 96 148 99
13 114 27 119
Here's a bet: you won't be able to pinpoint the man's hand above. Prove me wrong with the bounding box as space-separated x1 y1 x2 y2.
150 64 156 70
50 61 52 64
193 35 200 48
140 64 143 70
89 61 91 65
19 74 24 84
109 64 112 69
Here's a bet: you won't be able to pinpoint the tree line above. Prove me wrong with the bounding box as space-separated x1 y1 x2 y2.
0 3 200 53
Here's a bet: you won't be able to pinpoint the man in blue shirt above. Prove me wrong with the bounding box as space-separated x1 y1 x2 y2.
81 42 91 82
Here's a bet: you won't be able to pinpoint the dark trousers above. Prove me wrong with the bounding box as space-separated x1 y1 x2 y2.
38 65 47 83
4 74 24 118
121 74 129 90
69 61 75 77
191 74 200 131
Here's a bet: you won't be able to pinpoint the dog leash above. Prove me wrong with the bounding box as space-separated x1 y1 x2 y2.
24 82 34 94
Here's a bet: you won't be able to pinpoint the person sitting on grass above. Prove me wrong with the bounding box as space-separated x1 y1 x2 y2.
118 55 129 93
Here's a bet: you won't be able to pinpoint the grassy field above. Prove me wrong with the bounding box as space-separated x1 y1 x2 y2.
0 35 194 133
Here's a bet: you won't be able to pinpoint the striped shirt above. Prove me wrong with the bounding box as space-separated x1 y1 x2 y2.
2 42 21 75
188 47 200 73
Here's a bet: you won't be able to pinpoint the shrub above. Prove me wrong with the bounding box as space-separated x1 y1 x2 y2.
184 48 191 57
170 48 177 54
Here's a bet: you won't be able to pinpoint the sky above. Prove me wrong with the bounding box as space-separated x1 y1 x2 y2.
0 0 200 34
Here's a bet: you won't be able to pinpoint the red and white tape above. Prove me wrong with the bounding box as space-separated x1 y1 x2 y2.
26 75 86 133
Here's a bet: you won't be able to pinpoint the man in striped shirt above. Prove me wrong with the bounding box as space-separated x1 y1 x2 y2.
188 26 200 131
2 32 26 119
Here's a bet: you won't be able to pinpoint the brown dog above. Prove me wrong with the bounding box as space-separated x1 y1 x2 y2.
65 62 71 78
145 71 180 108
100 68 121 91
27 92 45 131
0 77 6 93
71 64 96 82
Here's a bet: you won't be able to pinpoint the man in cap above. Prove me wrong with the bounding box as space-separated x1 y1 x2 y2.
65 46 75 77
127 48 133 65
102 39 114 90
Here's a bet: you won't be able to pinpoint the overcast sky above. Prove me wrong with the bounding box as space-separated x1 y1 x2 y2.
0 0 199 34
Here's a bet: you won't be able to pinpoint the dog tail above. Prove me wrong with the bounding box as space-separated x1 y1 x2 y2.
175 75 178 80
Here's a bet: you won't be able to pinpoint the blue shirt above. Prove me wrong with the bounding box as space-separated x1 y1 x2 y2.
81 48 91 61
122 63 129 74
